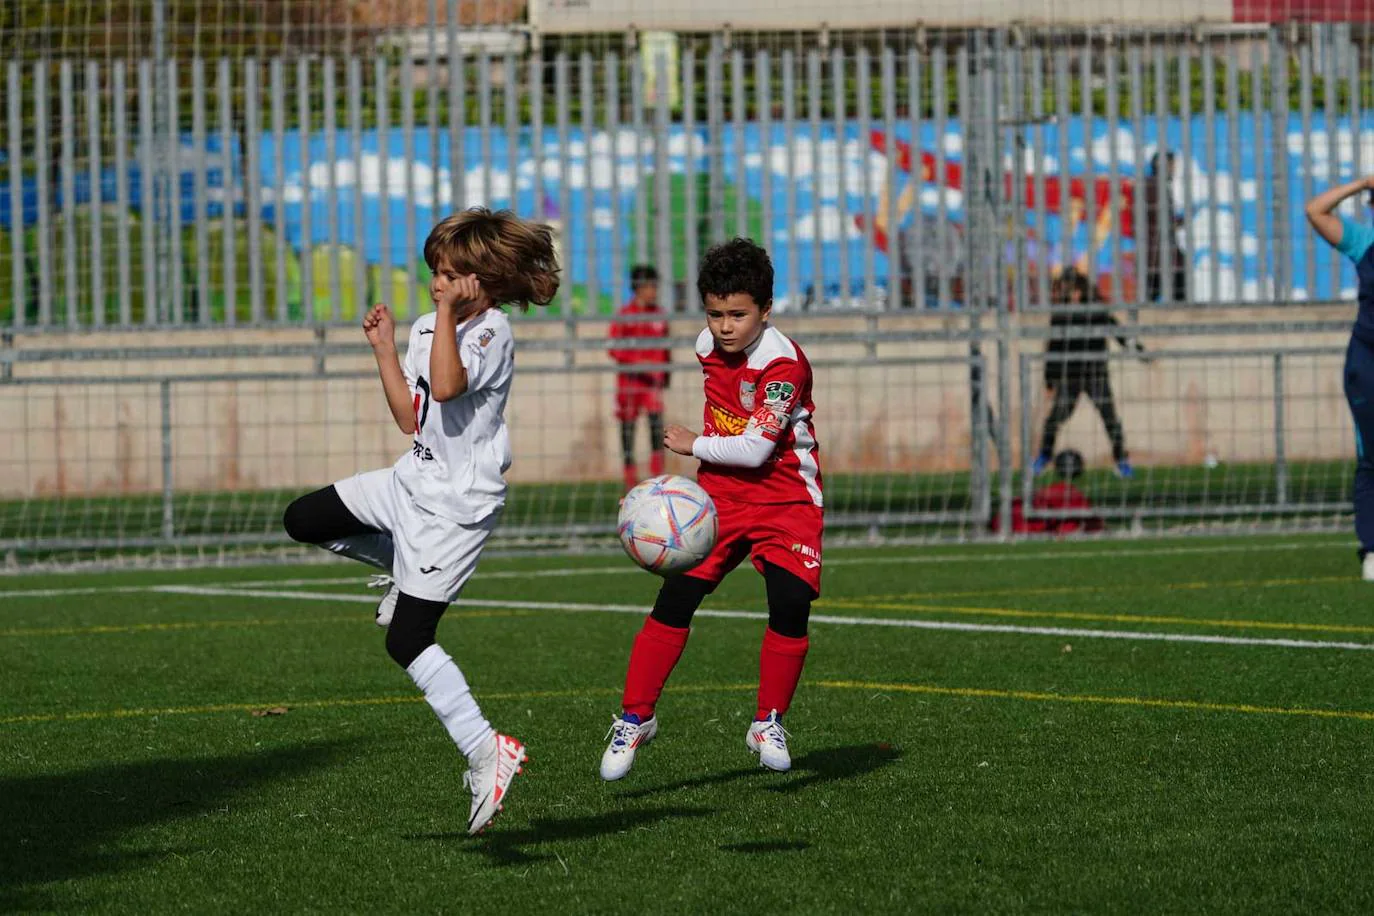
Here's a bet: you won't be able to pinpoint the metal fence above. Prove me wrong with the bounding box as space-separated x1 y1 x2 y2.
1017 344 1351 525
2 24 1373 332
2 19 1372 565
0 312 1358 566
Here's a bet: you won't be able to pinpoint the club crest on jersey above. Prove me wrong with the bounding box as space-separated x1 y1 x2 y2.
763 380 796 407
738 380 757 412
477 327 496 347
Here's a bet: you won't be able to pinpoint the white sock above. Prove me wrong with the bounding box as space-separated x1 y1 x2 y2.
406 644 495 760
321 532 394 571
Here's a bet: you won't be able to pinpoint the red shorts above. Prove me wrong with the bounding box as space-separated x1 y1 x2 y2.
615 374 665 421
686 497 824 596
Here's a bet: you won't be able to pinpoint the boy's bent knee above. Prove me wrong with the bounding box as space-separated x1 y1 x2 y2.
763 563 813 638
282 497 316 543
282 485 373 544
650 575 714 628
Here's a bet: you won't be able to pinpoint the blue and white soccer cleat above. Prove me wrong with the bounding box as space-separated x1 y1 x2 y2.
1031 454 1052 477
746 710 792 772
600 713 657 781
1114 460 1135 480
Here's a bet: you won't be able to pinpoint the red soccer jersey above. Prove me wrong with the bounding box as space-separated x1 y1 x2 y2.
694 326 823 507
609 301 671 371
1031 481 1104 533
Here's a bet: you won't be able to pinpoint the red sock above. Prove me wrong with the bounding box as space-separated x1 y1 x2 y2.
622 616 690 719
649 451 665 476
757 628 809 719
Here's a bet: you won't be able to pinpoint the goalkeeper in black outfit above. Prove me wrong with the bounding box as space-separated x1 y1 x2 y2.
1033 267 1148 480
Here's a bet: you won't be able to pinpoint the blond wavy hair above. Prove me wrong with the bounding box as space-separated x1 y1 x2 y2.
423 207 561 309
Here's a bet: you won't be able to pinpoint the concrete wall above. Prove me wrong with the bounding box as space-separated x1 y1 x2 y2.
0 306 1353 497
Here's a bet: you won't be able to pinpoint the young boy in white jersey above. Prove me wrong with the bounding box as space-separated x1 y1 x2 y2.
600 238 824 781
283 207 559 835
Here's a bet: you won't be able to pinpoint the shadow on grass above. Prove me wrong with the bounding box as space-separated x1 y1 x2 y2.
406 805 715 866
615 742 903 800
404 744 900 867
0 740 356 909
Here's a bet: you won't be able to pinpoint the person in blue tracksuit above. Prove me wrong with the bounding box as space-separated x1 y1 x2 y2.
1306 177 1374 580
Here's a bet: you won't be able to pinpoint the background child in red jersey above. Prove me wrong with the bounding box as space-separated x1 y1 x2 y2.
1032 449 1105 535
991 449 1105 536
609 265 672 489
600 238 823 780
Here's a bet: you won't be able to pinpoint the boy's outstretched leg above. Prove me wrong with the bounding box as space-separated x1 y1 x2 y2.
1037 380 1081 470
1086 369 1132 479
388 593 526 834
748 563 814 772
1344 337 1374 579
601 574 711 780
620 418 640 489
283 484 399 625
648 412 666 476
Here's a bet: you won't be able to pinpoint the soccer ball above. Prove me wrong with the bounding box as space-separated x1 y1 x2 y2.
617 475 718 575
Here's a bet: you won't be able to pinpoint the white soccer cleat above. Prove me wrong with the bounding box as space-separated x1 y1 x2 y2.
1363 553 1374 582
746 710 792 772
367 574 398 628
600 713 657 781
463 733 527 836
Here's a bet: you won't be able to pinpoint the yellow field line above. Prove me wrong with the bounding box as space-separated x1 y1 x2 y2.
834 574 1354 605
4 679 1372 728
0 683 751 726
0 608 533 639
815 680 1374 723
818 598 1374 636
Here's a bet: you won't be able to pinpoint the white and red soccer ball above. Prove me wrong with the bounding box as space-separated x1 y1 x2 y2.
617 475 718 575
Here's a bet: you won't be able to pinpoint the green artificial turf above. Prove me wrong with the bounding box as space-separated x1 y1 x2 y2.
3 534 1373 912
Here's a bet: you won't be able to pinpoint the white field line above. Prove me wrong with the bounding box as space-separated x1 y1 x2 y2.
0 569 629 597
147 585 1374 653
0 585 162 599
0 537 1353 600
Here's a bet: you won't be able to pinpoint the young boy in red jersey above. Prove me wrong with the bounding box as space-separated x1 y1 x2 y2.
609 265 671 489
1032 449 1104 535
991 449 1104 535
600 238 823 779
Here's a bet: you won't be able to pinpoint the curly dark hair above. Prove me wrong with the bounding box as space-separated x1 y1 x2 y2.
1054 449 1085 481
696 238 774 309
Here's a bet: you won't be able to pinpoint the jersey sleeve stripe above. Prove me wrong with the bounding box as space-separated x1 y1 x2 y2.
791 417 824 507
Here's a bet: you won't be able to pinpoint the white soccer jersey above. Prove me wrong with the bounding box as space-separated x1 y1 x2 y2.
394 308 514 525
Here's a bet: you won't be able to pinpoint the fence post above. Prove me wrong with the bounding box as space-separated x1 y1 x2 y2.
1019 351 1033 521
996 321 1014 539
160 379 175 541
1274 352 1288 507
964 31 1004 530
653 48 674 314
153 0 171 326
997 32 1019 540
970 348 990 527
1 332 12 381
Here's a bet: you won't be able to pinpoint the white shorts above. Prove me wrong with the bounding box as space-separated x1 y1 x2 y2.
334 467 499 603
